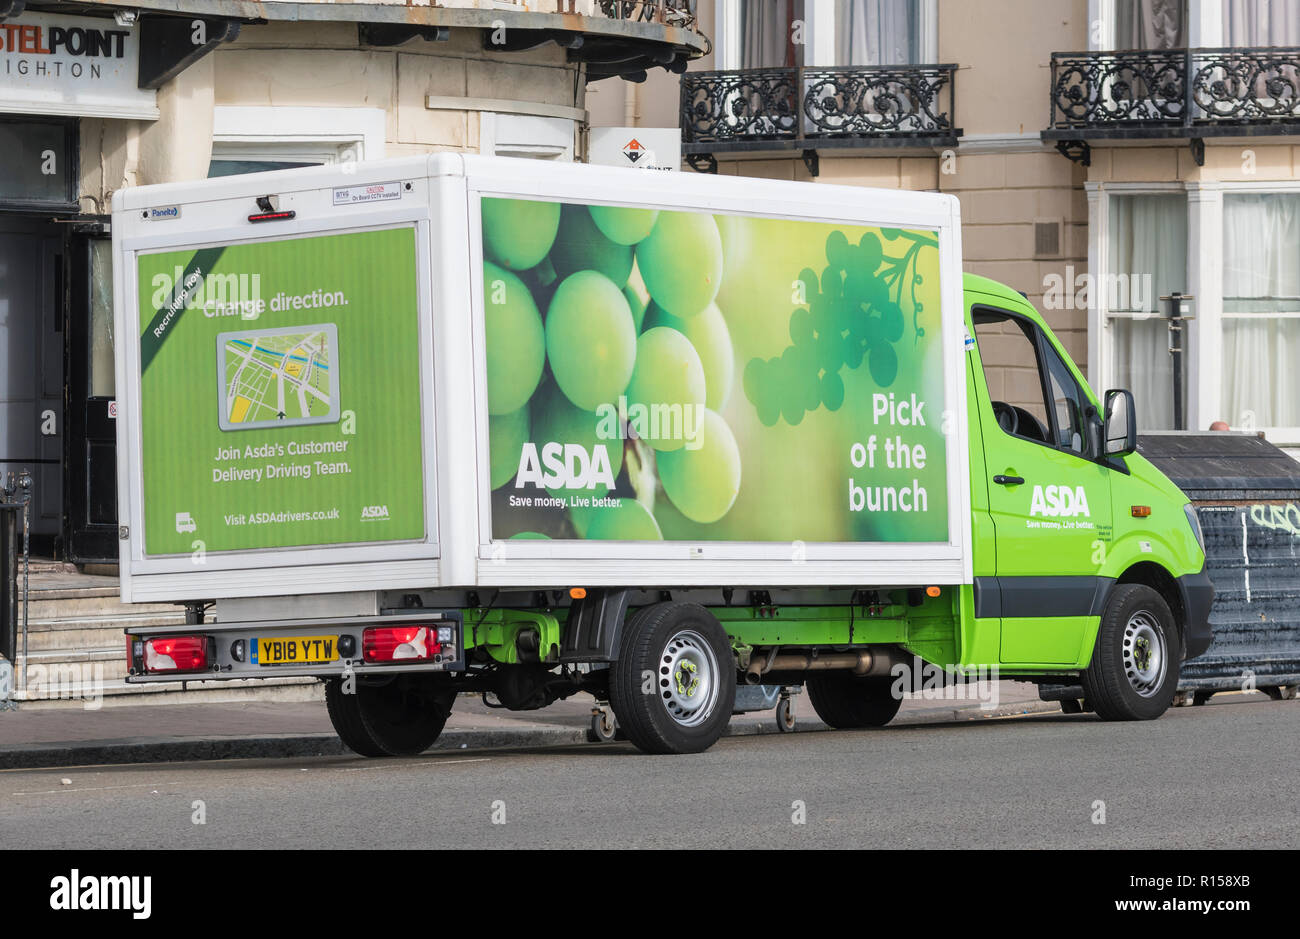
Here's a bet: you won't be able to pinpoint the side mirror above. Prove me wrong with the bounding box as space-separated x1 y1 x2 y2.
1103 389 1137 457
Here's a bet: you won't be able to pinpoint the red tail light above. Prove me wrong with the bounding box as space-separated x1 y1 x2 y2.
362 625 442 663
143 636 209 673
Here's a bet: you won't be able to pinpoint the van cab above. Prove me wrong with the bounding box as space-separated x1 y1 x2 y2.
962 274 1214 719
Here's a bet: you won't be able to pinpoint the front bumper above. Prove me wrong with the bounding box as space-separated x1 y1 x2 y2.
1177 565 1215 660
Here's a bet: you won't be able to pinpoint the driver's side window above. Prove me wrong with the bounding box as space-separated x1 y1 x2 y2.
972 309 1054 447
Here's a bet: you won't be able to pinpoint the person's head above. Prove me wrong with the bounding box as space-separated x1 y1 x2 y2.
1209 421 1230 431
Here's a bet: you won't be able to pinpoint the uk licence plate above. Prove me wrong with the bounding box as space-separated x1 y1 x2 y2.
253 636 338 665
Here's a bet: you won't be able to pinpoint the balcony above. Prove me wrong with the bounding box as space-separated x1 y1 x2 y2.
594 0 699 30
78 0 710 81
1044 47 1300 164
680 64 960 171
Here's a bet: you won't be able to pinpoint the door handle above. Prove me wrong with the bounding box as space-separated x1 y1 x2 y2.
993 475 1025 486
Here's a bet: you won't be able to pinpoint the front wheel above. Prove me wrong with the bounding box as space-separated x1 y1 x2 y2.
325 673 455 757
1081 584 1181 721
609 602 736 755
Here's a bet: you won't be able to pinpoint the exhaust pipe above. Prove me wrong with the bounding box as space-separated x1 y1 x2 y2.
745 649 882 684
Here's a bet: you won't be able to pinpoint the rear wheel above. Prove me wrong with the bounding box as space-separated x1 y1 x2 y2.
806 673 902 729
609 602 736 755
325 673 455 757
1081 584 1181 721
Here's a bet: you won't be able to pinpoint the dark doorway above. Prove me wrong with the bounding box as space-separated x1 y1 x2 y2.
66 229 118 563
0 216 65 558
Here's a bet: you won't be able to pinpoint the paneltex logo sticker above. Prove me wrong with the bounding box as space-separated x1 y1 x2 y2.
360 504 390 522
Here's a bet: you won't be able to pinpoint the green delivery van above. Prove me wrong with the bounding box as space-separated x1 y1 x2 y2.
110 154 1213 755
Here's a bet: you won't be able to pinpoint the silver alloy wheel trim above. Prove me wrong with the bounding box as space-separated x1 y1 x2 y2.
658 627 720 728
1122 611 1167 698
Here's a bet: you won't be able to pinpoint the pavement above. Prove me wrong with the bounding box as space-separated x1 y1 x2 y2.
0 680 1055 769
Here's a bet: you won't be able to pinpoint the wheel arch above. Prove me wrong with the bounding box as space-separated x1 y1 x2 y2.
1115 561 1185 654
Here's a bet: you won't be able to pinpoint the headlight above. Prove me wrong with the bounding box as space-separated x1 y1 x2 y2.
1184 504 1205 553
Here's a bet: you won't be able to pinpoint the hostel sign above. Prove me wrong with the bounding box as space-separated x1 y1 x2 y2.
0 10 158 120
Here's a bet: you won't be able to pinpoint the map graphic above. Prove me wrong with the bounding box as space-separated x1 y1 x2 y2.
216 324 340 431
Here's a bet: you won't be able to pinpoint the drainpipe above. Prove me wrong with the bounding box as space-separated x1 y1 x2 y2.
624 79 639 126
123 121 142 190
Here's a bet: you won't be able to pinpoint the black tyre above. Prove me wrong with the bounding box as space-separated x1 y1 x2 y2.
609 602 736 755
806 673 902 729
325 673 455 757
1081 584 1182 721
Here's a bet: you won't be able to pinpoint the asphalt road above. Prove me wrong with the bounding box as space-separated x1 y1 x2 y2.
2 696 1295 849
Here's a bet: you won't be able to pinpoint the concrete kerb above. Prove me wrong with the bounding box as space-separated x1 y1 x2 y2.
0 697 1062 769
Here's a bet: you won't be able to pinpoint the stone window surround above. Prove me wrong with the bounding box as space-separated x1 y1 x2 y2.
212 105 388 168
1087 177 1300 445
1088 0 1272 50
710 0 939 71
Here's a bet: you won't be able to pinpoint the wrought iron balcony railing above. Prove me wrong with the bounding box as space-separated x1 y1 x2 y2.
596 0 699 31
680 64 959 157
1048 47 1300 134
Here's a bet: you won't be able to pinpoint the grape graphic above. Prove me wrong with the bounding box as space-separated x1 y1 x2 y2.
657 409 741 524
589 205 659 246
483 261 545 415
643 300 734 411
625 326 706 452
744 228 935 427
636 211 723 319
481 198 746 540
482 198 561 270
545 269 638 412
488 404 530 490
551 203 634 288
624 285 650 333
587 498 663 541
519 255 561 316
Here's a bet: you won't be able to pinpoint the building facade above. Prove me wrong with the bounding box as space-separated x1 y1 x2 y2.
0 0 705 561
589 0 1300 456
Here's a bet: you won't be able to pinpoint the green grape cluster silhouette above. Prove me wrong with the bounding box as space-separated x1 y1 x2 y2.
744 228 934 427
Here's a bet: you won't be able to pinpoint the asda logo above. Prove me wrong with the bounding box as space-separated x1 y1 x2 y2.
516 442 617 491
1030 485 1090 518
360 505 390 521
